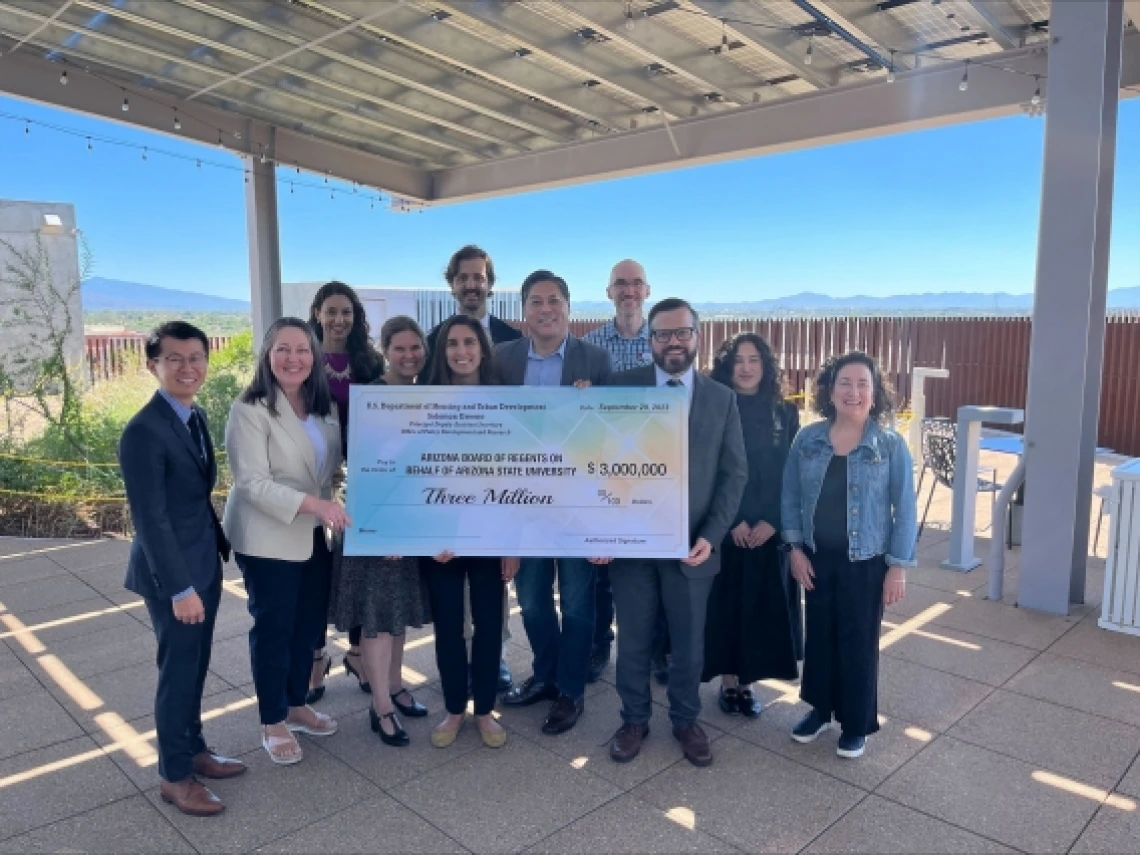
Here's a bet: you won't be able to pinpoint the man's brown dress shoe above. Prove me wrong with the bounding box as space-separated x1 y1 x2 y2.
673 722 712 767
160 776 225 817
192 750 248 780
541 695 584 735
609 722 649 763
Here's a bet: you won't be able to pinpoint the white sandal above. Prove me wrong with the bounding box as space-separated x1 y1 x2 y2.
262 727 303 765
285 706 338 737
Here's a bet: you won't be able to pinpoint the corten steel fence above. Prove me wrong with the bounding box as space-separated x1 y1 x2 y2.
84 334 229 384
83 314 1140 456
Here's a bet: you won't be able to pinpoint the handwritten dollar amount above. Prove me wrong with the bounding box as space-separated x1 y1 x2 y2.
587 462 669 477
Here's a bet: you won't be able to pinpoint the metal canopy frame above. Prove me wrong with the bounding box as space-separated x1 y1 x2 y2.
3 0 1113 203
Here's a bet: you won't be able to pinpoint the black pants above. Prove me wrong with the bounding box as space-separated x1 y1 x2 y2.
800 548 887 738
593 563 615 652
238 530 333 725
425 556 503 716
145 573 221 783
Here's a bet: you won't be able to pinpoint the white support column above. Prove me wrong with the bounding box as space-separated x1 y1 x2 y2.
1019 1 1124 615
245 126 282 345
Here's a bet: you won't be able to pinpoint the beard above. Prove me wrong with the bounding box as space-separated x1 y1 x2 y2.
653 345 696 375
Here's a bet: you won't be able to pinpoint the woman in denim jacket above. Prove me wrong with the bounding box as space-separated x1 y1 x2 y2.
781 351 917 759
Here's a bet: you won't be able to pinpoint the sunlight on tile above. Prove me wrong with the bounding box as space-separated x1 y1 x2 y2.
956 590 974 597
0 609 47 655
571 756 589 769
0 746 107 790
880 618 981 651
0 601 145 641
758 678 802 705
879 603 954 650
0 540 106 562
1031 771 1137 811
1112 681 1140 694
38 654 102 710
402 665 429 685
665 806 696 830
222 580 248 600
95 711 157 766
904 726 934 742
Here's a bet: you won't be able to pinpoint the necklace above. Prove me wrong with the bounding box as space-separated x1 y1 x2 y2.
324 357 353 383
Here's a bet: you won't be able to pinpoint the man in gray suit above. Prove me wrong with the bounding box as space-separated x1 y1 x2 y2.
601 297 747 767
494 270 612 736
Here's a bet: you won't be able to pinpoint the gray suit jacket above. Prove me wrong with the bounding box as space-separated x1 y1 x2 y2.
607 366 748 578
492 334 613 386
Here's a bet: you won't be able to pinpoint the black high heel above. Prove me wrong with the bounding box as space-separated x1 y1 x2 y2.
391 688 427 718
306 652 331 704
343 652 371 694
369 707 409 747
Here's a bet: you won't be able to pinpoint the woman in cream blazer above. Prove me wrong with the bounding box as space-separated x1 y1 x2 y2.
223 318 348 766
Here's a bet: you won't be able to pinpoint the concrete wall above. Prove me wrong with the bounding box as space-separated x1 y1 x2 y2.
0 200 83 391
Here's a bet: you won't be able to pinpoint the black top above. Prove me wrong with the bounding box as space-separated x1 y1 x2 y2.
734 395 799 529
813 454 849 553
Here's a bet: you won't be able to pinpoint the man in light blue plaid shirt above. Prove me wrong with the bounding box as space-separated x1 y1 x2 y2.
582 259 653 372
582 260 658 683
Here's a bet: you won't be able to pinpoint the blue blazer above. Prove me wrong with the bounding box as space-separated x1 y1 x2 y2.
119 392 230 599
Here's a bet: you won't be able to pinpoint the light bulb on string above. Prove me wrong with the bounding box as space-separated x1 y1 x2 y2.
196 158 201 169
122 96 129 112
24 120 29 135
804 35 813 66
217 131 224 148
174 112 181 131
1031 75 1041 106
959 61 969 91
289 181 294 194
60 70 67 85
142 146 147 162
86 136 92 151
886 50 896 83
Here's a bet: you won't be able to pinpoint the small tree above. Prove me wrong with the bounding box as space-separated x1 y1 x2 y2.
0 233 91 456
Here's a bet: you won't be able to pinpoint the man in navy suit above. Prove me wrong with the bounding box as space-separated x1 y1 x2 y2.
120 322 246 817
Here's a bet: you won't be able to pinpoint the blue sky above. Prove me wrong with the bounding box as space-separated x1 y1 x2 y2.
0 93 1136 304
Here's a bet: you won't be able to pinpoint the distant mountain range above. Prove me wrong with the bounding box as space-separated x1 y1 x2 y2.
81 277 1140 315
82 277 251 312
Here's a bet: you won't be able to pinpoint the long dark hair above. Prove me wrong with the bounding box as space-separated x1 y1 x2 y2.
427 315 494 386
710 332 783 403
242 318 332 417
309 281 384 382
812 350 894 424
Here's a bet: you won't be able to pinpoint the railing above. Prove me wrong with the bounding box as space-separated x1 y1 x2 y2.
82 312 1140 457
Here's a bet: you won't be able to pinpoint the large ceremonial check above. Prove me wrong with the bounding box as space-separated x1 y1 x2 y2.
343 385 689 558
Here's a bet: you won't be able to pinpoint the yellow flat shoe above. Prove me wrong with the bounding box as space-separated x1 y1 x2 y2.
431 717 464 748
479 726 507 749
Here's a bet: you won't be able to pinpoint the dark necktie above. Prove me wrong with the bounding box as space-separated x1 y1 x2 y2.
666 379 683 387
187 411 206 461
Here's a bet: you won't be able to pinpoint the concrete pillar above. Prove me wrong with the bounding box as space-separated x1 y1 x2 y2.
1019 0 1123 615
245 126 282 345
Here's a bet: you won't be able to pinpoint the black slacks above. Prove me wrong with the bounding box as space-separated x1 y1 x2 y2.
800 548 887 738
238 530 333 725
145 572 222 783
424 556 503 716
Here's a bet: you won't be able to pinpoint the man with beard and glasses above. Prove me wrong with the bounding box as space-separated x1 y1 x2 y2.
596 298 746 768
423 244 522 691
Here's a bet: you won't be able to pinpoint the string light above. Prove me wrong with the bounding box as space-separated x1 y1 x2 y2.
59 70 67 85
887 50 896 83
142 146 147 162
173 111 181 131
217 131 224 148
24 119 29 134
1031 75 1042 105
804 34 814 66
121 95 129 113
86 136 91 151
959 63 969 91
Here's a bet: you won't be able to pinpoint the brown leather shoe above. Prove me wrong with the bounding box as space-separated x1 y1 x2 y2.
160 776 224 817
609 722 649 763
541 694 584 735
673 722 712 767
192 750 248 779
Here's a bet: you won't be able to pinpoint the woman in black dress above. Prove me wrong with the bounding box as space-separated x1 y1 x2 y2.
326 316 432 747
702 332 801 717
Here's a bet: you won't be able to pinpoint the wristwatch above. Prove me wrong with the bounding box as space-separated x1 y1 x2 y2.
780 542 803 553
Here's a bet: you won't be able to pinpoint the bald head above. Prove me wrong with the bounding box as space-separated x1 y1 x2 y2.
607 259 650 319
